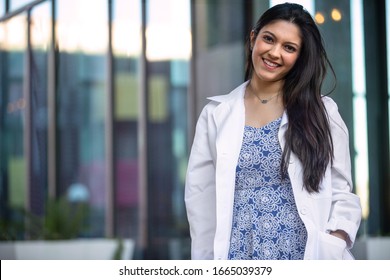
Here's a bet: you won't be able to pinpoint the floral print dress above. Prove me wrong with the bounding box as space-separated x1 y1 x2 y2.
228 118 307 260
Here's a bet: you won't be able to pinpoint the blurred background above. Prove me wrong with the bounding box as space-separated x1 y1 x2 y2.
0 0 389 260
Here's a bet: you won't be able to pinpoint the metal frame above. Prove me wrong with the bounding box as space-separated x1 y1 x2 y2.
105 0 115 238
0 0 46 22
188 0 197 144
47 0 56 199
137 0 148 258
25 9 32 217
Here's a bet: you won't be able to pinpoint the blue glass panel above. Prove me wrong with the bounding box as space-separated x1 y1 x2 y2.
56 0 108 237
112 0 141 241
0 14 27 240
146 0 191 259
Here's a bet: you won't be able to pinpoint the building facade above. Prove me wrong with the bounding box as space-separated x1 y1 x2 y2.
0 0 389 259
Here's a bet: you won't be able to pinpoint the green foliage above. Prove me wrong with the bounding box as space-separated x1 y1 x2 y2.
0 206 26 241
112 238 124 260
0 196 89 241
42 197 89 240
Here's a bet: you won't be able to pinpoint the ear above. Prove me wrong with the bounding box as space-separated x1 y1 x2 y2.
250 30 256 50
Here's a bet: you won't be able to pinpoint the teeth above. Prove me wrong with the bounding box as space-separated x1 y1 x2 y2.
264 59 278 67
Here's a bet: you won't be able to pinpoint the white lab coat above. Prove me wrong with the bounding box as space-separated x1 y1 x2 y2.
185 81 362 260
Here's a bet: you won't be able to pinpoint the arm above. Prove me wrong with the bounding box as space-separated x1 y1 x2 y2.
185 104 217 259
324 98 362 248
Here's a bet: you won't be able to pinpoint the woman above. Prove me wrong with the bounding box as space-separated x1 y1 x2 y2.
185 3 361 260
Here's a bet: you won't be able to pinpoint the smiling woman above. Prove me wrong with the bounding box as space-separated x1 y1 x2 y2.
185 3 362 260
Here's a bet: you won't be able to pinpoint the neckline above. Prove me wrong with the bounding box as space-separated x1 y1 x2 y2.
245 116 282 130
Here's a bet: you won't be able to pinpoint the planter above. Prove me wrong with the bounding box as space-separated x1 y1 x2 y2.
0 238 134 260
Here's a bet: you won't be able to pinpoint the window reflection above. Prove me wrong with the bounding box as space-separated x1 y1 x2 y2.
146 0 191 61
112 0 141 241
29 1 51 218
1 14 27 51
56 0 108 237
351 0 369 223
146 0 191 259
112 0 141 57
0 14 27 239
56 0 107 54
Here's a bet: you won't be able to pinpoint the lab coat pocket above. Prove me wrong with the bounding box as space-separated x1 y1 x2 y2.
317 231 347 260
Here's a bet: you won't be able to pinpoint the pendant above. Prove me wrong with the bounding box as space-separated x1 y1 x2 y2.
261 100 268 104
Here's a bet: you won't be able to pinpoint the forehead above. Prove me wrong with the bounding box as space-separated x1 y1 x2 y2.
260 20 302 45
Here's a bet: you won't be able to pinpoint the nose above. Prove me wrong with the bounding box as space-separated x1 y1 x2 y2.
268 44 281 59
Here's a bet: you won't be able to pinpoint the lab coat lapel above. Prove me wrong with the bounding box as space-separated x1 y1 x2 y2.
208 83 246 257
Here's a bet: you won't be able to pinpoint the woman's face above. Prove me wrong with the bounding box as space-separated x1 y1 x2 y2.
250 20 302 84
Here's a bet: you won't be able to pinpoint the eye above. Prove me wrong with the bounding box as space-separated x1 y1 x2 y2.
284 45 297 53
262 35 274 43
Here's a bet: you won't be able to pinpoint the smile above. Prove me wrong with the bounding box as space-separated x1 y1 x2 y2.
263 58 280 68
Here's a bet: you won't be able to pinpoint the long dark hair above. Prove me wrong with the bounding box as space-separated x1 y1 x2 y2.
245 3 335 193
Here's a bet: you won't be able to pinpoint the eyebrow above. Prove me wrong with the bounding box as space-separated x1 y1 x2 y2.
261 30 301 48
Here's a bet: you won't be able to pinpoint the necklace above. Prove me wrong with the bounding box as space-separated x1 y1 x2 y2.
251 91 280 104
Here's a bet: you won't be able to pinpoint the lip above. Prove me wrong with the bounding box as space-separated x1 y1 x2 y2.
262 58 280 70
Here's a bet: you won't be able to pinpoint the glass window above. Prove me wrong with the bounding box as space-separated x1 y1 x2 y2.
112 0 141 240
314 0 369 236
192 0 245 115
146 0 191 259
56 0 108 237
9 0 34 11
351 0 369 231
0 13 27 239
29 0 51 218
0 1 5 16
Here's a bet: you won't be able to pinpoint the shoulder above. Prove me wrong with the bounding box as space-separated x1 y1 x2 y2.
321 95 339 112
321 96 349 135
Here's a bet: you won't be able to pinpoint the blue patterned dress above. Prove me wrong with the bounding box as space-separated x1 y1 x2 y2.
228 118 307 260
